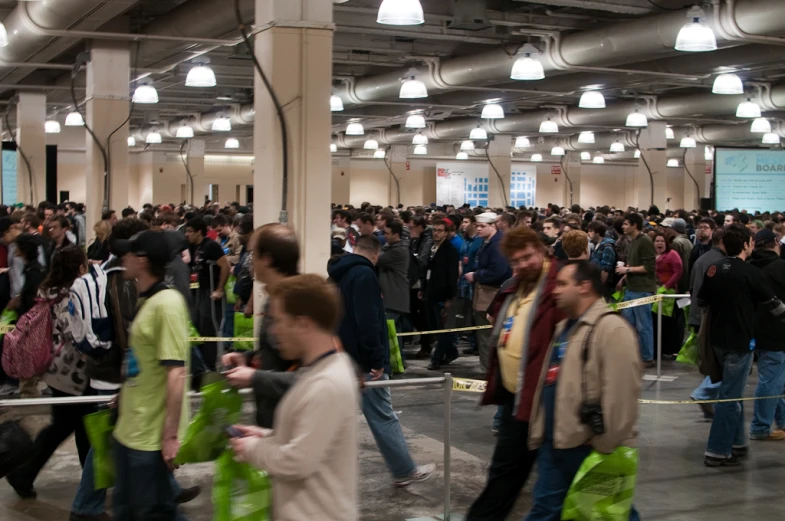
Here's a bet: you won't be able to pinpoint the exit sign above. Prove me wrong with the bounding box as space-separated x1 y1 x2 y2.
551 166 561 175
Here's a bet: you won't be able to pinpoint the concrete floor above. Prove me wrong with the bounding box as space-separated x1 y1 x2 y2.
0 348 782 521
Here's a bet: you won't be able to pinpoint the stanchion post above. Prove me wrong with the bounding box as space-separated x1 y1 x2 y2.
443 373 452 521
656 300 663 379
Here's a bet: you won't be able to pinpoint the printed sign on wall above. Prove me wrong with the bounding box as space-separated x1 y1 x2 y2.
436 162 489 208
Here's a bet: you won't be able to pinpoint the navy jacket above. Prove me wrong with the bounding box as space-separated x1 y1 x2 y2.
474 231 512 287
328 254 391 374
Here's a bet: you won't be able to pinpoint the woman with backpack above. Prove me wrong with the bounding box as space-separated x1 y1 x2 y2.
6 245 92 499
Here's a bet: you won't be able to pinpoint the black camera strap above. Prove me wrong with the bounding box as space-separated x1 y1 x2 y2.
580 312 616 404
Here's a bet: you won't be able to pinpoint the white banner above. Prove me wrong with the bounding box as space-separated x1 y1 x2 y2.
436 162 489 207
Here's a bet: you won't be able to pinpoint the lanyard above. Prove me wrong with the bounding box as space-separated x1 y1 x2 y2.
304 349 337 367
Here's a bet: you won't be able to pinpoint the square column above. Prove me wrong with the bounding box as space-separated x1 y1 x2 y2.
487 136 512 209
683 149 705 211
85 41 130 232
635 122 668 211
186 139 206 205
16 92 46 204
253 0 333 274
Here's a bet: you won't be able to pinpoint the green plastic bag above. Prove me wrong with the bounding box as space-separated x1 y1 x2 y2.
676 328 699 366
189 321 200 340
386 319 405 374
225 275 237 305
234 312 255 351
213 449 271 521
175 382 243 465
562 447 638 521
83 409 116 490
607 289 625 312
651 287 675 317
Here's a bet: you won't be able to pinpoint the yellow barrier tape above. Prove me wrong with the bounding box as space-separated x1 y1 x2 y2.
190 283 199 289
0 325 14 334
610 294 664 311
190 337 257 343
397 325 492 337
452 377 488 393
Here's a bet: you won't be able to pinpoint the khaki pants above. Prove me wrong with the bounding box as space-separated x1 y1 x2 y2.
473 311 492 373
19 377 40 399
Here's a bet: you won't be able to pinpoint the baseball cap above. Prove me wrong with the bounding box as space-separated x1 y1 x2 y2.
755 228 777 248
112 230 172 269
332 227 347 241
660 217 675 228
672 218 687 234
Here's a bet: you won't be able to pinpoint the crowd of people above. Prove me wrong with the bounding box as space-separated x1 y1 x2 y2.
0 195 783 520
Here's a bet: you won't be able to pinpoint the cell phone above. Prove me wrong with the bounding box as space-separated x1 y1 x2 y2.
225 426 244 439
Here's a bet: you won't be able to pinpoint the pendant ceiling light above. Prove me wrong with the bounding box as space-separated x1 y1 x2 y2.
736 99 761 118
212 116 232 132
763 132 781 144
225 138 240 149
610 142 625 153
712 73 743 95
704 145 714 161
667 159 680 167
364 139 379 150
593 156 605 164
481 103 505 119
680 136 697 148
580 151 591 161
146 130 162 144
0 22 8 47
413 133 428 145
751 118 771 133
578 131 595 144
634 149 641 159
675 6 717 52
377 0 424 25
626 109 648 128
531 153 543 162
456 151 469 160
132 83 159 104
515 136 531 148
539 118 558 133
374 149 386 159
665 127 675 140
65 110 84 127
176 124 194 138
346 122 365 135
579 91 605 109
330 95 344 112
551 146 565 156
413 144 428 155
405 114 426 128
399 70 428 99
470 126 488 140
460 140 475 151
127 136 136 147
44 120 61 134
186 64 217 87
330 143 338 153
510 43 544 81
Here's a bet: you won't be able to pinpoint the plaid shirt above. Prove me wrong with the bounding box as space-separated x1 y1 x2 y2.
591 236 617 272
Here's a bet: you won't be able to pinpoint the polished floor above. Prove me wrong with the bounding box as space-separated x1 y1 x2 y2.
0 352 781 521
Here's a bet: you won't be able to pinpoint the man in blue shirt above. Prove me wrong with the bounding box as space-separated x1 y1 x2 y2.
587 221 616 297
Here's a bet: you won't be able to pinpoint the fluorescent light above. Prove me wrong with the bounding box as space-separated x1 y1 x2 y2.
127 136 136 147
579 91 605 109
374 149 386 159
470 126 488 140
456 151 469 160
186 65 217 87
531 154 543 162
65 111 84 126
225 138 240 149
666 127 675 140
377 0 424 25
580 151 591 161
610 142 625 152
413 133 428 145
176 124 194 138
736 100 761 118
751 118 771 133
346 122 364 135
44 120 61 134
634 149 641 159
704 146 713 161
399 76 428 99
460 140 475 151
551 146 565 156
680 136 697 148
510 44 544 81
146 131 162 144
667 159 679 167
0 22 8 47
481 103 504 119
515 136 531 148
330 95 344 112
675 7 717 52
626 110 648 128
405 114 426 128
212 116 232 132
593 156 605 164
763 132 781 144
413 144 427 155
578 131 595 144
132 84 158 104
330 143 338 153
364 139 379 150
712 73 743 95
539 119 558 133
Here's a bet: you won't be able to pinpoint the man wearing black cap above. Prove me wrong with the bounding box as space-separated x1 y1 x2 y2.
111 230 192 520
749 228 785 441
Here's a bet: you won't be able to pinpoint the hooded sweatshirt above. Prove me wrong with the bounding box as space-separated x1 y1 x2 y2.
749 249 785 351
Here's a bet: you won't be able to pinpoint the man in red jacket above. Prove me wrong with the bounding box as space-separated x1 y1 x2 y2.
466 226 565 521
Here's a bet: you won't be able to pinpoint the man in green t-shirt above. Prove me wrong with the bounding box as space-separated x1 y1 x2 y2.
112 230 191 520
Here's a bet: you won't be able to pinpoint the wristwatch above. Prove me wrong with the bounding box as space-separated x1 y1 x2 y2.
626 267 631 274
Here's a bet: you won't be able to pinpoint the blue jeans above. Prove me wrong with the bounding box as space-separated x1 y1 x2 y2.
750 350 785 438
362 373 416 479
524 441 640 521
620 290 654 362
427 301 457 364
706 348 753 458
492 405 503 431
113 440 187 521
691 376 721 401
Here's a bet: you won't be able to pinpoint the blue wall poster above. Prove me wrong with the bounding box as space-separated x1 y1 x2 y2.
510 165 537 208
2 149 17 206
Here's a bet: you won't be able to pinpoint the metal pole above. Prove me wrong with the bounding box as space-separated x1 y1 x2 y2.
656 300 663 379
443 373 453 521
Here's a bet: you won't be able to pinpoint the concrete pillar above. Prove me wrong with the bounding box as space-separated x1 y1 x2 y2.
16 92 47 204
488 136 512 209
634 150 667 211
253 0 333 274
187 139 206 205
564 152 582 208
683 149 705 211
85 41 130 233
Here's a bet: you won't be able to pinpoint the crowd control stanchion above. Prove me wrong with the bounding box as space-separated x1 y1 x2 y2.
443 373 453 521
207 260 226 358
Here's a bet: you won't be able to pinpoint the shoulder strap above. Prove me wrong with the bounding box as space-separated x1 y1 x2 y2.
581 311 616 402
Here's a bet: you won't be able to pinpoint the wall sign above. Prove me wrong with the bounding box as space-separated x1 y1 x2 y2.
551 165 561 175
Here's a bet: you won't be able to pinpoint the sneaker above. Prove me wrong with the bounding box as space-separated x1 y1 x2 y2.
491 425 500 435
69 512 114 521
690 398 715 419
394 463 436 487
0 384 18 396
751 430 785 441
442 354 459 366
426 362 441 371
642 360 656 369
6 476 36 499
704 455 742 468
412 350 432 360
732 446 749 458
175 485 201 504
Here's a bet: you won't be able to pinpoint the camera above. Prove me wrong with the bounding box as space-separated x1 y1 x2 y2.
579 403 605 435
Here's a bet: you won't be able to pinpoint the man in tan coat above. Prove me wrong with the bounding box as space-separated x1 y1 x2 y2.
524 260 642 521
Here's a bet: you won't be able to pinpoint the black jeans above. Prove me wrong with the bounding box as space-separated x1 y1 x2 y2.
466 390 538 521
409 289 430 351
8 388 92 489
192 293 222 372
426 300 457 363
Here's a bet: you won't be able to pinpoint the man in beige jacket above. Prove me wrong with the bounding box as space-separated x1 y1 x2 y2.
525 260 642 521
230 274 359 521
